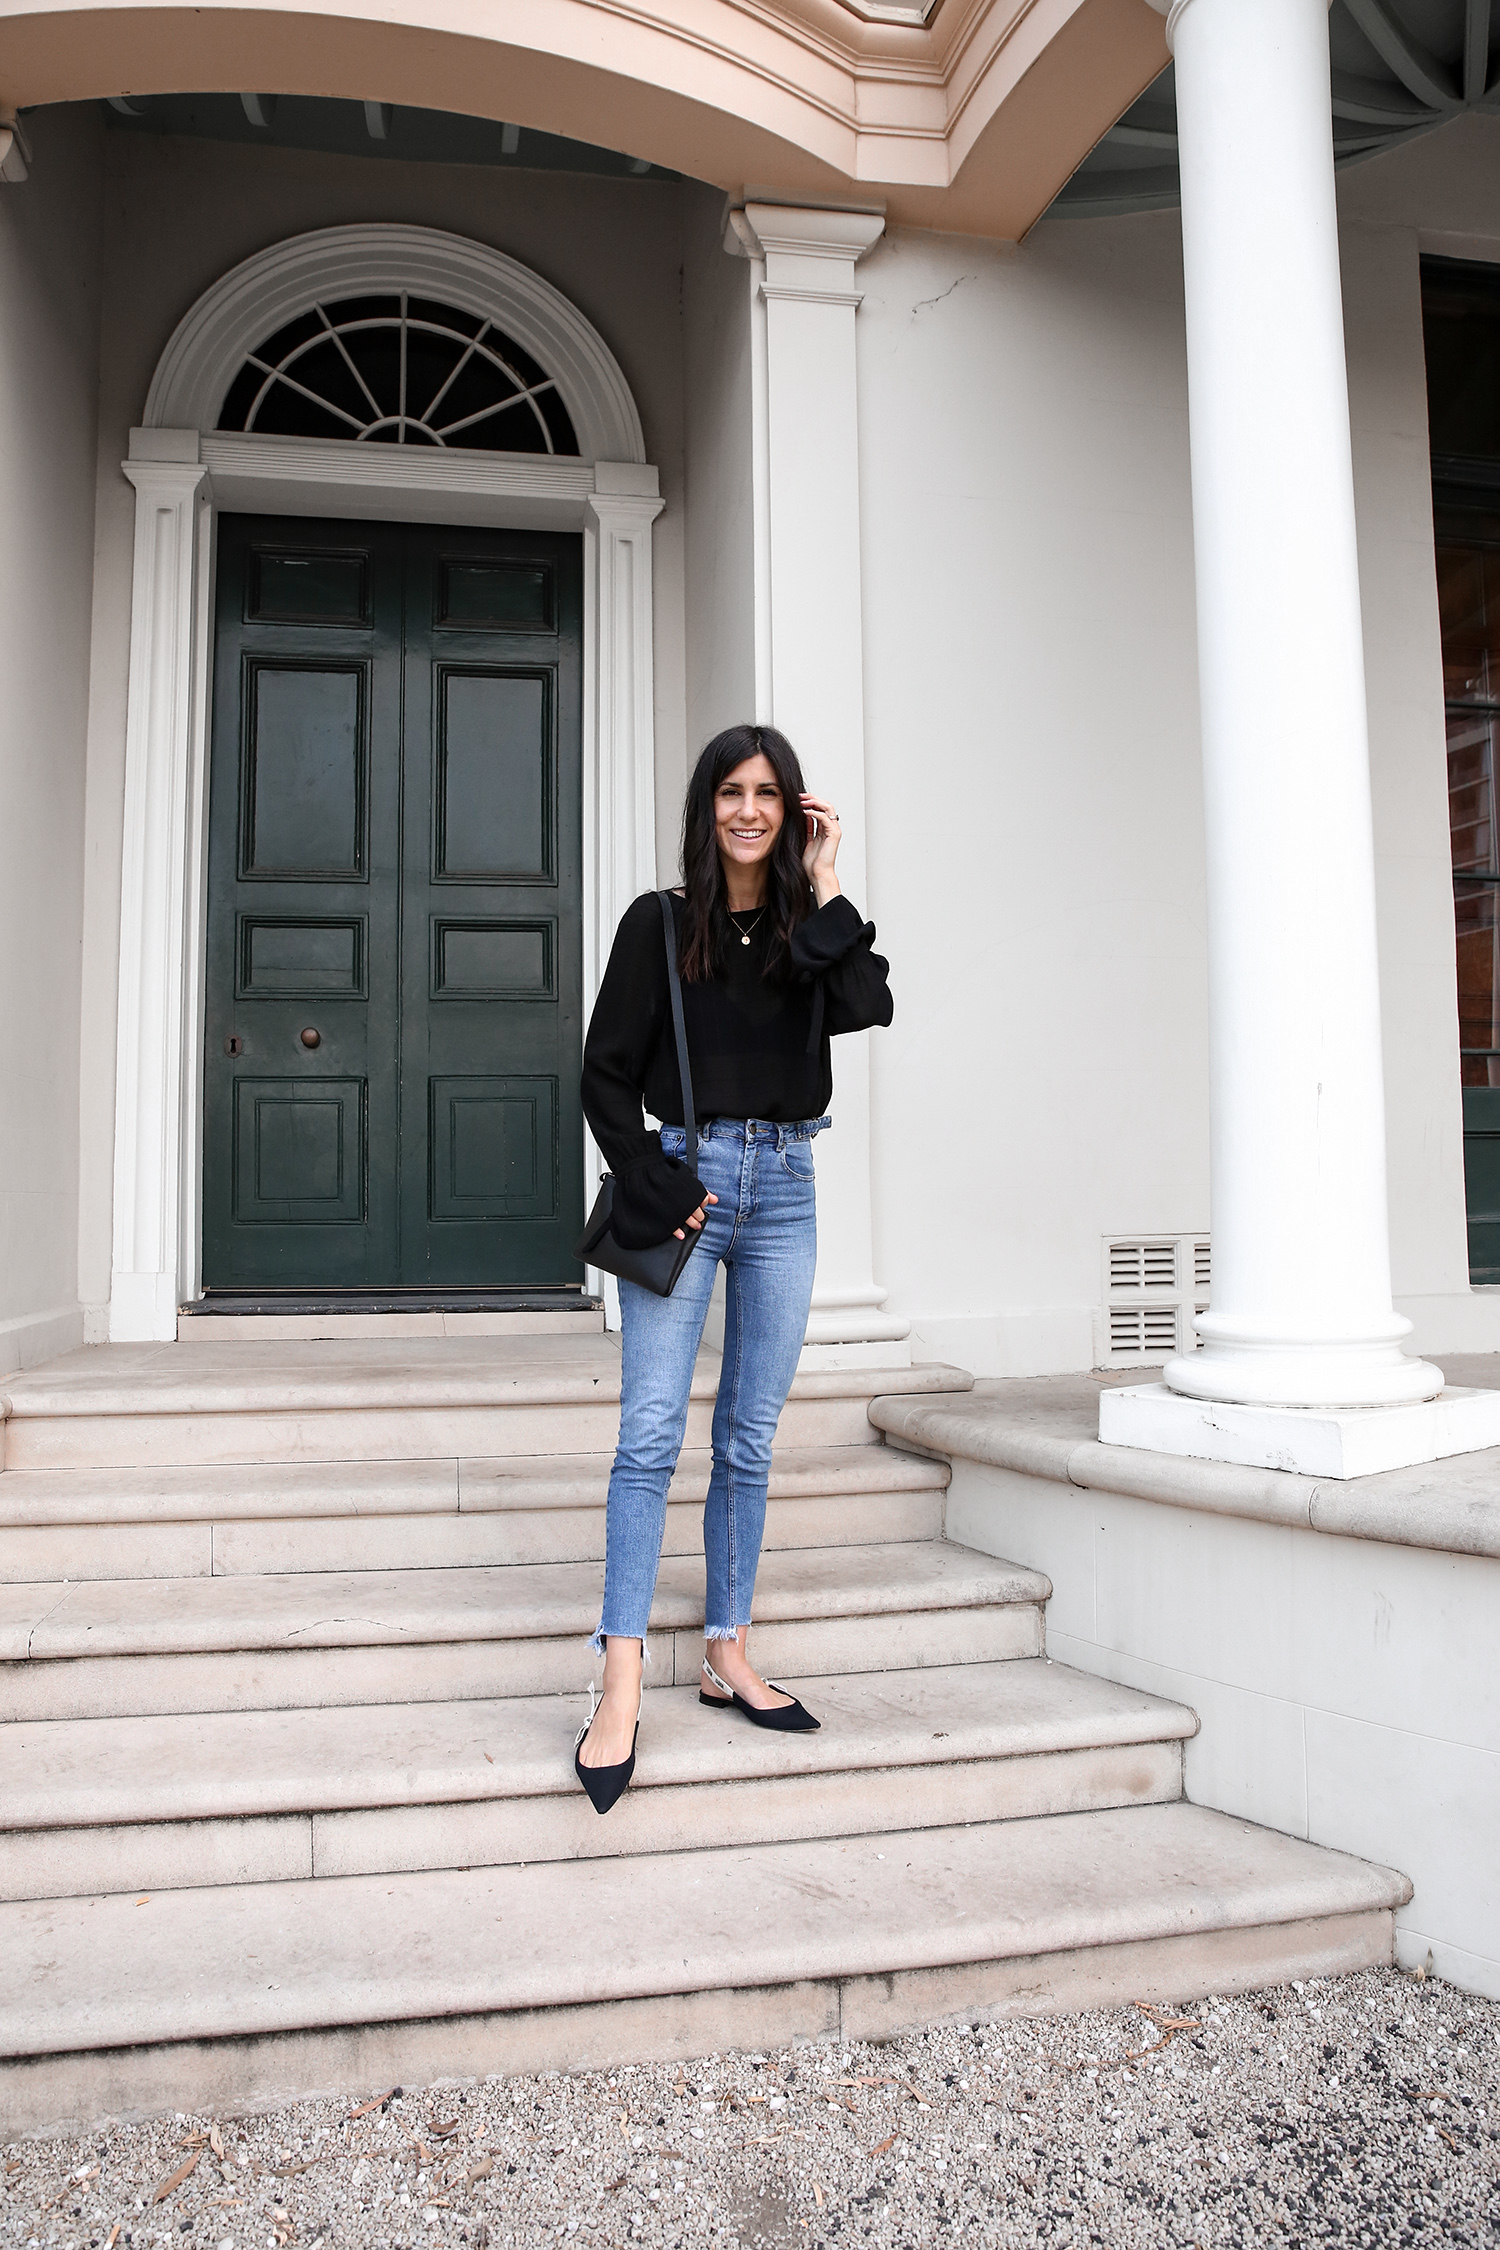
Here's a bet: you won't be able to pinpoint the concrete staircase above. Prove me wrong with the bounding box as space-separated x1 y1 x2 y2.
0 1336 1410 2135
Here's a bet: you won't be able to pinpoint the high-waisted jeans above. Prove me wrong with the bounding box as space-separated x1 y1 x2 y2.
592 1116 828 1652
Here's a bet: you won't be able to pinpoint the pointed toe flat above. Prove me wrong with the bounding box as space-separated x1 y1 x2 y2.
574 1685 643 1814
699 1658 821 1732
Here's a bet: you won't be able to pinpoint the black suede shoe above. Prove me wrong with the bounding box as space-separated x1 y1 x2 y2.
699 1657 820 1732
574 1687 642 1814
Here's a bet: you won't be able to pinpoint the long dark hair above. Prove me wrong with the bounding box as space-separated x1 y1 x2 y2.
678 723 810 984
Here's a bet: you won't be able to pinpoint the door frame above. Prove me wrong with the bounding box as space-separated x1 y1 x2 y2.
108 226 661 1339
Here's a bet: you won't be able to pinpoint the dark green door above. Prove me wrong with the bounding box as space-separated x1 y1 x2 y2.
201 513 584 1296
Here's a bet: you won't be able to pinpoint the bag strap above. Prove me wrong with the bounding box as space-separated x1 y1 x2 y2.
658 890 698 1170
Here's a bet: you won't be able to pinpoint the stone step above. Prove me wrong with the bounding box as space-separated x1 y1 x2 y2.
0 1802 1412 2135
0 1341 971 1472
0 1445 949 1581
0 1442 948 1530
0 1540 1047 1720
0 1659 1195 1900
178 1306 608 1339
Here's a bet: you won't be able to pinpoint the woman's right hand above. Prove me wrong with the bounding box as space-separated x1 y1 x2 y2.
674 1193 718 1240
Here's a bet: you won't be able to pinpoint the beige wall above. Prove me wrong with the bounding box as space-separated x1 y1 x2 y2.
855 213 1207 1373
73 124 695 1327
0 105 103 1373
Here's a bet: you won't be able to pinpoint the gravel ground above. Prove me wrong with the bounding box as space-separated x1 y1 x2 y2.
4 1967 1498 2249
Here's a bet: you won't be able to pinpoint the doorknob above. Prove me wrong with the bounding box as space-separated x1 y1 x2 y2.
300 1026 321 1049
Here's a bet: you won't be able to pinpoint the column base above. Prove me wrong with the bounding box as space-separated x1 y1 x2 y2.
800 1298 912 1370
108 1270 180 1344
1098 1381 1500 1480
1165 1329 1443 1408
798 1337 913 1371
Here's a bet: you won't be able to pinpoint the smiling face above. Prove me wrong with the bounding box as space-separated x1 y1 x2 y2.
714 752 785 877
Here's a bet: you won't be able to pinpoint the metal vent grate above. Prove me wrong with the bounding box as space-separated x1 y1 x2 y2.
1109 1240 1178 1290
1099 1233 1211 1368
1108 1305 1181 1356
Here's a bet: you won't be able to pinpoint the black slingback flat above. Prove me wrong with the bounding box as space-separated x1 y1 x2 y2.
699 1656 820 1733
573 1684 643 1814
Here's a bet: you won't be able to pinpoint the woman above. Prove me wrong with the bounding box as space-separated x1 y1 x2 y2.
574 721 893 1812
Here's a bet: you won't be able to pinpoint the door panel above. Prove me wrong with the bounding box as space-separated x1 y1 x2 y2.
203 516 399 1290
431 918 553 998
399 526 583 1287
236 916 367 998
241 662 368 875
201 514 584 1295
427 1076 558 1222
433 669 552 880
249 545 370 626
233 1078 367 1226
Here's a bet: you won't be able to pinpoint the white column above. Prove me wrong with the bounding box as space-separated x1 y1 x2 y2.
734 203 909 1363
109 433 210 1341
1160 0 1436 1408
1097 0 1500 1477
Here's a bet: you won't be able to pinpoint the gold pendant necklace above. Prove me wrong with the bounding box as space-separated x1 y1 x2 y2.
731 907 767 947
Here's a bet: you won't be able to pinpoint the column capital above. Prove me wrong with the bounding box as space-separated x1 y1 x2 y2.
586 461 664 534
124 429 209 501
728 204 885 306
734 204 886 261
1141 0 1193 47
1143 0 1330 45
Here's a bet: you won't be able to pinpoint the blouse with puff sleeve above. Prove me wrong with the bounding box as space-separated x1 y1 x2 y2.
580 890 892 1250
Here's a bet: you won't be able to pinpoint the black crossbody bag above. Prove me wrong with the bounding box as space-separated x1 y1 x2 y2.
575 889 704 1298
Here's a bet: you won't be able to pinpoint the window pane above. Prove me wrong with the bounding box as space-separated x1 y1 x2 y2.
1438 526 1500 1081
1449 711 1497 876
1457 879 1500 1081
1423 258 1500 461
1438 542 1500 707
216 295 579 454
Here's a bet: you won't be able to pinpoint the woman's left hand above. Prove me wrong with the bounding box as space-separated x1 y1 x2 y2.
800 794 843 905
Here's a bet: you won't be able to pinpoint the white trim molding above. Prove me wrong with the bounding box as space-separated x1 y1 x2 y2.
144 223 645 466
200 433 599 525
584 472 665 994
108 231 658 1340
111 442 210 1342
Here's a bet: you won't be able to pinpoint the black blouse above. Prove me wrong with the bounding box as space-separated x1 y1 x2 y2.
580 890 893 1248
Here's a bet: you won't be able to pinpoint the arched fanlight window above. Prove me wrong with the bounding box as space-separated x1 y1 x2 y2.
216 291 580 454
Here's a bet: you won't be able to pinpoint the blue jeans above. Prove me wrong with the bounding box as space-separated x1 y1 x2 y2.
593 1117 829 1651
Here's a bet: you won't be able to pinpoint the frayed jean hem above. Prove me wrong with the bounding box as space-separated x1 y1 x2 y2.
703 1622 742 1643
588 1625 654 1662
